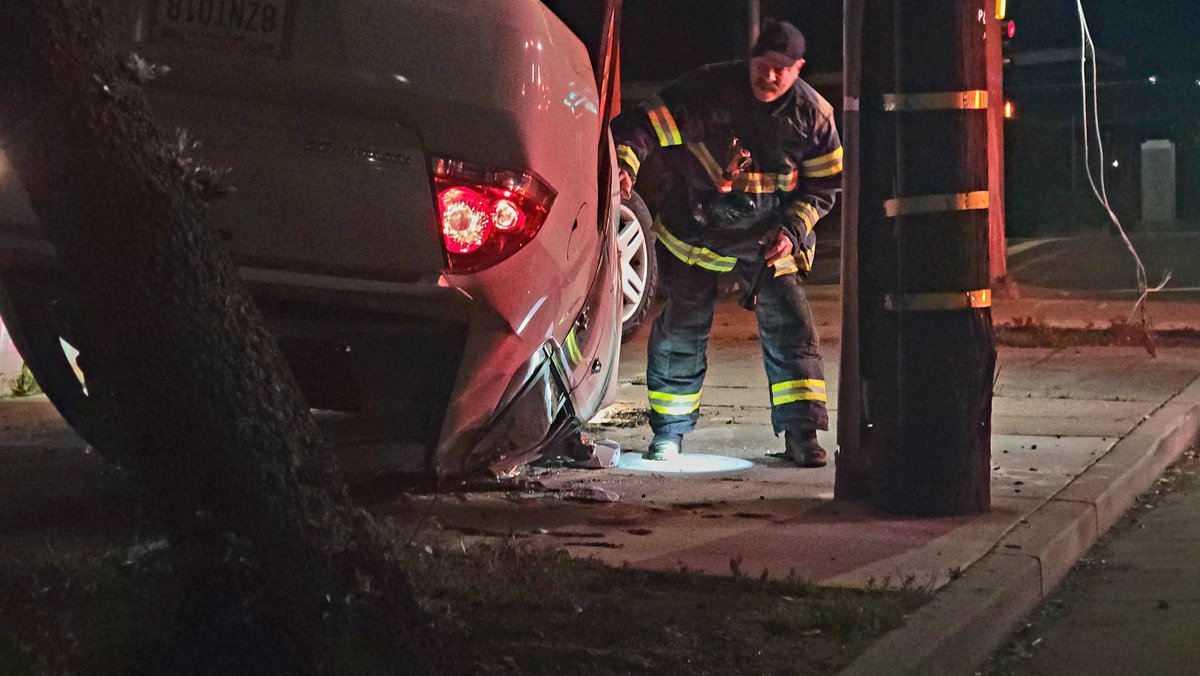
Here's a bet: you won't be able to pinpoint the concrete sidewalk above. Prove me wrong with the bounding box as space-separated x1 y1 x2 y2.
386 287 1200 675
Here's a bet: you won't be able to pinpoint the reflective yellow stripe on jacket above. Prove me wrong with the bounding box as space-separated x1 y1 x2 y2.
771 379 827 406
771 255 799 277
687 143 799 193
653 219 737 272
789 201 821 237
644 95 683 147
801 147 844 178
794 247 813 273
648 389 703 416
616 144 641 175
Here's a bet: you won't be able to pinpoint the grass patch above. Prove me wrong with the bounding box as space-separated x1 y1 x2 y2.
0 533 928 675
399 538 929 675
7 363 42 398
995 317 1200 350
0 545 178 676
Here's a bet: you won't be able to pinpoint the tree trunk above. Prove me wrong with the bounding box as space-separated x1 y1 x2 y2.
0 2 437 672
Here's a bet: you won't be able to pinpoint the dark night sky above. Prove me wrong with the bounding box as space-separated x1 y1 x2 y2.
547 1 1199 83
1014 0 1200 78
619 0 843 79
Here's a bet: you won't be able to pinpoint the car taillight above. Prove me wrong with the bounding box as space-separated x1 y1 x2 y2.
439 187 491 254
432 157 555 273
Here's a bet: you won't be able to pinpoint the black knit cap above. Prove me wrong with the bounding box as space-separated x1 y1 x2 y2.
751 19 806 62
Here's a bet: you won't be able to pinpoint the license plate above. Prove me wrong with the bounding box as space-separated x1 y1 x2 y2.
150 0 293 59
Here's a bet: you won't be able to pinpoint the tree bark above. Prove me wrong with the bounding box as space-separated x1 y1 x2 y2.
0 2 437 672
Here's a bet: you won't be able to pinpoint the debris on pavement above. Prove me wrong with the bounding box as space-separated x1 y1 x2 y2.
547 531 606 539
568 439 621 469
565 486 620 503
123 538 169 566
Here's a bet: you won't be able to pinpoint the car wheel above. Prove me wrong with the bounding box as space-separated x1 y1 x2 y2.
0 277 121 462
617 190 657 341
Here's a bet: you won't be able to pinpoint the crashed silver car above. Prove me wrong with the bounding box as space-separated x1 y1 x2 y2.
0 0 654 478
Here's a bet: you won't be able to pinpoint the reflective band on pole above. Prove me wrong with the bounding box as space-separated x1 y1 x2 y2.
884 288 992 312
882 90 989 112
884 191 990 217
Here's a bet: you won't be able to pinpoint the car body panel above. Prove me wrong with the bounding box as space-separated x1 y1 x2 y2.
0 0 621 479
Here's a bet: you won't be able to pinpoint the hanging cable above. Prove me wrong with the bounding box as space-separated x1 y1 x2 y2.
1074 1 1170 338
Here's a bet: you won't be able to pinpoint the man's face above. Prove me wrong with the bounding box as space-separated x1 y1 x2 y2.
750 52 804 102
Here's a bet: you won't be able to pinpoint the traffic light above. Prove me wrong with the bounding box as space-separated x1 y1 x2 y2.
998 3 1015 121
1001 19 1015 66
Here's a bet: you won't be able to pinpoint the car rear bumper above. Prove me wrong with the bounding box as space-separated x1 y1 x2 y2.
239 265 579 478
0 238 579 479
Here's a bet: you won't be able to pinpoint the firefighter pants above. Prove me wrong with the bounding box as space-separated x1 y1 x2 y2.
646 242 828 438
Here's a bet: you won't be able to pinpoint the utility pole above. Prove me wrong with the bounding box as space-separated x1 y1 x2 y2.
839 0 996 515
747 0 761 47
986 7 1010 292
834 0 870 501
837 0 901 504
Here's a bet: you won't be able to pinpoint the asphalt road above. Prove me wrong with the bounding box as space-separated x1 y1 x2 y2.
982 448 1200 676
1006 232 1200 293
807 229 1200 294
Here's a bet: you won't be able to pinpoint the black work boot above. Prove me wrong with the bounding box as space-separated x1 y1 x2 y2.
646 432 683 461
784 429 827 468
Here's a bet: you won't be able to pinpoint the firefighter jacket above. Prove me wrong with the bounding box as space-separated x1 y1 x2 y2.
611 61 842 276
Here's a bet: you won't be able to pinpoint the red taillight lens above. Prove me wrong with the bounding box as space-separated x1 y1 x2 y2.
491 198 525 231
432 157 555 273
439 187 492 254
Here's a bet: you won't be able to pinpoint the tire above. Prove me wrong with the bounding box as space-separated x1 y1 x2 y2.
617 190 658 341
0 276 121 462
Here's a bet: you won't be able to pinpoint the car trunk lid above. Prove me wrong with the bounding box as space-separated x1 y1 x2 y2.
151 92 443 281
106 0 447 281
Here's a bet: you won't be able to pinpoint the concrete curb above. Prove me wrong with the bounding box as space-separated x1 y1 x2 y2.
840 380 1200 676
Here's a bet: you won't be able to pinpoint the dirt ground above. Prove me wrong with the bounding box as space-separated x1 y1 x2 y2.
0 399 925 675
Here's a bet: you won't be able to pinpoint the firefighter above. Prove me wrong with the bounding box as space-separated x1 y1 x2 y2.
611 19 842 467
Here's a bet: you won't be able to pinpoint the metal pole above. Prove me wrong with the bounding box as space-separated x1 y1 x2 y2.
835 0 867 500
747 0 760 48
986 8 1010 288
